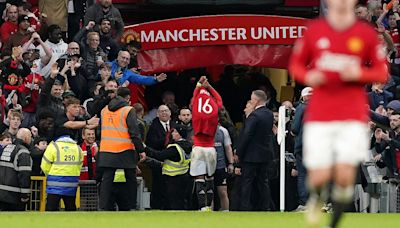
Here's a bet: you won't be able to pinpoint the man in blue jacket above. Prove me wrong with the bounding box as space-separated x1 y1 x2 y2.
108 51 166 87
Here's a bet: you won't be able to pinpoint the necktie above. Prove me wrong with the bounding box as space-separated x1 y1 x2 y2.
165 123 169 132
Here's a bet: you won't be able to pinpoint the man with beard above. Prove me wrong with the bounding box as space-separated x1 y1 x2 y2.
84 0 124 40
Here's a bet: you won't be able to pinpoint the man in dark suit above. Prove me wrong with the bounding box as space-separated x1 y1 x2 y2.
145 105 176 209
237 90 274 211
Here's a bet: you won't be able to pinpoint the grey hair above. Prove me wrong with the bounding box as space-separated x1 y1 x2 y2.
252 90 268 103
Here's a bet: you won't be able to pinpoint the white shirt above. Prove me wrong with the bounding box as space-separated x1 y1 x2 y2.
160 120 170 132
30 40 68 77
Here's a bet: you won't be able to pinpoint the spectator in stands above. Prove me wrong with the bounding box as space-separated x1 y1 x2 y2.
17 2 41 32
375 112 400 178
0 132 12 154
89 79 117 117
75 18 119 61
109 50 167 87
30 137 48 176
127 40 140 69
84 0 124 40
35 24 67 77
35 110 55 143
36 63 65 119
3 15 31 56
0 128 32 211
368 82 394 111
75 29 107 91
370 99 400 127
4 109 22 142
0 4 18 45
355 4 372 22
53 96 99 143
21 32 53 73
80 128 97 181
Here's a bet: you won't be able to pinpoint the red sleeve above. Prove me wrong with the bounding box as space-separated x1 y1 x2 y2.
288 30 312 85
359 30 389 84
192 86 200 100
0 24 11 44
209 87 223 109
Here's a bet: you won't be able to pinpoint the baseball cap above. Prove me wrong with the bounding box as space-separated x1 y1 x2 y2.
386 100 400 112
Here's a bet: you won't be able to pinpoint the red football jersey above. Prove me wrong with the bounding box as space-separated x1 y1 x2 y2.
192 86 223 147
289 19 388 122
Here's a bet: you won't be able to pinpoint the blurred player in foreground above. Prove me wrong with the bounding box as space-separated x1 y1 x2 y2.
289 0 388 227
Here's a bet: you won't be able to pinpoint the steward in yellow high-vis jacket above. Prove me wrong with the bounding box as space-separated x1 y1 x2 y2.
41 135 83 211
98 87 146 211
145 124 192 210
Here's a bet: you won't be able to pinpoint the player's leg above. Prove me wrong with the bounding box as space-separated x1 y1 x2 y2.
330 164 357 228
303 122 335 225
190 147 207 210
329 121 369 228
205 147 217 210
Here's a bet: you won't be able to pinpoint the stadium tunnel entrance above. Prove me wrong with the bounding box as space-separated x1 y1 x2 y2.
121 15 308 111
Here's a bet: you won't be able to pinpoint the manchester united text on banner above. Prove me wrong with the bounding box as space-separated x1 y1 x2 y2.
123 15 308 51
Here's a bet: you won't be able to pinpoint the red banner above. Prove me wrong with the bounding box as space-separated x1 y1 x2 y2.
122 15 307 51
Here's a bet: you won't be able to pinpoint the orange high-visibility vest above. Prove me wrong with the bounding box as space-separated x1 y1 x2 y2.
100 106 135 153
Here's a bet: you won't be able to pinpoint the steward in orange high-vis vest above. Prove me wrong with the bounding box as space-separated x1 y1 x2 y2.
98 87 146 211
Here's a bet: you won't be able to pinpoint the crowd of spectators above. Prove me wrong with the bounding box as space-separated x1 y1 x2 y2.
0 0 399 212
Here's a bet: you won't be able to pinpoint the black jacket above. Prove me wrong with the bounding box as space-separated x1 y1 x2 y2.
145 139 192 163
97 96 144 169
236 106 274 163
30 147 45 176
146 118 176 150
375 132 400 176
291 102 307 154
36 76 64 119
0 139 32 204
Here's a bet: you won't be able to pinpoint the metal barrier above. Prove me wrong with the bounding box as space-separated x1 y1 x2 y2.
29 176 150 211
28 176 46 212
78 180 98 211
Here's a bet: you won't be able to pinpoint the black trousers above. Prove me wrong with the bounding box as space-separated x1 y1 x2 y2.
99 168 137 211
0 201 26 211
164 174 191 210
240 162 272 211
46 194 76 211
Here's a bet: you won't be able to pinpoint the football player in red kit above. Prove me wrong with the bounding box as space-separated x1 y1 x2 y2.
191 76 223 211
289 0 388 227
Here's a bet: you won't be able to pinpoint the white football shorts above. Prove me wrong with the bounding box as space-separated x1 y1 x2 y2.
303 121 369 169
190 146 217 177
